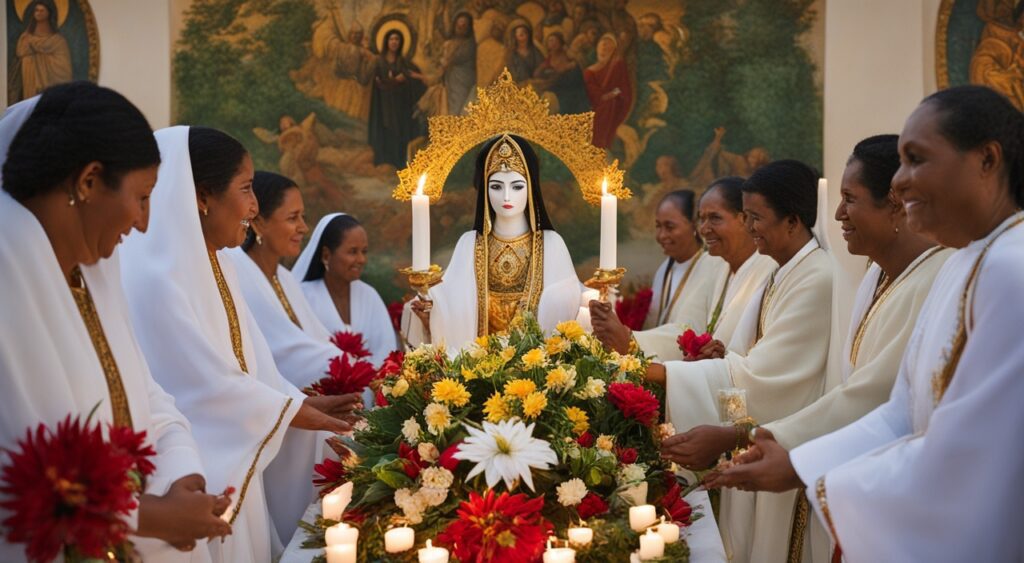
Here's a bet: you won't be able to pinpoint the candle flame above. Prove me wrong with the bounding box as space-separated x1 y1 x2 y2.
417 174 426 196
601 177 608 196
425 540 432 549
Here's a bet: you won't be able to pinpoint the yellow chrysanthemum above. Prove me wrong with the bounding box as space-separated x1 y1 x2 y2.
503 378 537 399
401 364 420 382
432 378 471 407
391 378 410 397
545 365 575 391
475 335 490 348
556 320 586 341
522 391 548 419
545 335 571 356
483 392 510 423
521 347 548 369
596 434 615 451
460 365 479 381
564 406 589 435
423 402 452 435
500 347 516 363
616 353 642 374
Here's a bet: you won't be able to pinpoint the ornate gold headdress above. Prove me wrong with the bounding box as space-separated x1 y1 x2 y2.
485 134 528 177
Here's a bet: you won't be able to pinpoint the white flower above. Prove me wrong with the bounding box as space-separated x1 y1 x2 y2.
453 419 557 491
423 403 452 435
421 466 454 490
394 487 426 523
418 442 440 463
352 418 369 432
618 463 646 485
402 417 422 445
556 478 588 507
418 487 448 507
575 377 607 399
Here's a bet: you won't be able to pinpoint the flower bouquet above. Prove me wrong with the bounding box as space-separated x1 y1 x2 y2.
306 314 697 562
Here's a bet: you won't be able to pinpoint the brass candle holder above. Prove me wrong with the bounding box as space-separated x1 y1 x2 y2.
583 267 626 302
400 264 444 311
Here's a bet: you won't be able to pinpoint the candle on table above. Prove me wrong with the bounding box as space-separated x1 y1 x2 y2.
412 173 431 271
321 492 345 521
629 504 658 532
385 526 415 553
543 537 576 563
655 516 680 545
638 529 665 560
567 524 593 547
325 523 358 547
599 177 617 270
417 539 449 563
325 543 356 563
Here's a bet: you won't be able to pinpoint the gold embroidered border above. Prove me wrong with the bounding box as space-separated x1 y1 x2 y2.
707 270 732 336
527 231 544 314
815 476 839 544
786 491 810 563
656 249 704 326
208 249 248 374
228 397 293 525
270 274 302 328
757 247 820 344
70 267 133 429
474 231 544 337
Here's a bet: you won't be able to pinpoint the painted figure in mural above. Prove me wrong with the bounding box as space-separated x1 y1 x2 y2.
477 13 509 88
408 134 582 349
584 33 633 149
689 127 771 188
442 12 477 115
540 0 572 42
970 0 1024 110
253 113 344 194
291 10 373 120
534 32 590 114
505 20 545 83
369 29 426 169
9 0 72 103
568 19 601 68
628 155 690 239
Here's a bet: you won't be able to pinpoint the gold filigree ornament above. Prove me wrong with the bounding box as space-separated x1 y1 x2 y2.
392 68 631 206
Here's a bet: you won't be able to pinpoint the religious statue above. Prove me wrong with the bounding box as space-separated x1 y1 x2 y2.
8 0 73 103
409 134 582 349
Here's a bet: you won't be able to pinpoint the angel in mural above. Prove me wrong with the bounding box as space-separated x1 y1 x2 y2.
253 113 345 194
9 0 73 103
970 0 1024 111
291 5 374 120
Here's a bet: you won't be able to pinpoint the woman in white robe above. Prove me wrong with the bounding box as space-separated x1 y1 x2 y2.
711 86 1024 562
407 134 581 350
651 160 834 563
293 212 398 369
119 126 360 562
0 85 230 561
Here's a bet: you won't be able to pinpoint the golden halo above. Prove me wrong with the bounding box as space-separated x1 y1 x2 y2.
15 0 70 27
373 17 414 59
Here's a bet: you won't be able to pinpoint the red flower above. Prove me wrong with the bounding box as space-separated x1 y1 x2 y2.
607 382 660 426
398 442 427 479
438 441 462 472
310 354 377 396
576 492 609 520
436 490 552 563
312 457 348 497
0 415 154 562
576 431 595 448
331 330 371 359
677 328 713 359
342 507 366 525
378 350 405 378
661 481 693 526
374 386 389 407
616 447 638 465
387 301 404 332
615 287 653 331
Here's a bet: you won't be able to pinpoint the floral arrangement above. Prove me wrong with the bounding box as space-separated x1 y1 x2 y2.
304 331 380 397
308 315 696 561
615 286 653 331
0 413 156 562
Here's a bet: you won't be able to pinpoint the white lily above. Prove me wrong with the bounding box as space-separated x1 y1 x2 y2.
453 418 557 491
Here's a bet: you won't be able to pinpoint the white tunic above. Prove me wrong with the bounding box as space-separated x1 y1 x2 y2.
791 213 1024 562
301 277 397 368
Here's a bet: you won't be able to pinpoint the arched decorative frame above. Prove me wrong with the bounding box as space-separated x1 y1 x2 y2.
935 0 955 89
79 0 100 82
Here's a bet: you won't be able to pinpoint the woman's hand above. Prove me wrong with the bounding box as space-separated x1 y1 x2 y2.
588 300 632 354
292 401 354 434
660 425 736 470
136 474 233 550
645 363 666 386
687 338 726 361
411 299 432 338
703 432 805 493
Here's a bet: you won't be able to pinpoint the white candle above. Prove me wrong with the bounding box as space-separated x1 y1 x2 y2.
567 525 593 547
599 178 617 270
412 174 431 271
325 523 358 547
655 517 680 545
384 526 415 553
629 504 658 532
417 539 449 563
543 547 576 563
325 543 356 563
321 492 344 521
638 529 665 560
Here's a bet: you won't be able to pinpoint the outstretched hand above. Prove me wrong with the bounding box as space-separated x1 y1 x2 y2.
703 432 805 493
588 300 632 354
660 425 735 470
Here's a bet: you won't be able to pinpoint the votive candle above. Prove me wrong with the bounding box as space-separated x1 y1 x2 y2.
638 529 665 560
325 523 358 547
325 543 356 563
629 504 658 532
417 539 449 563
384 526 415 553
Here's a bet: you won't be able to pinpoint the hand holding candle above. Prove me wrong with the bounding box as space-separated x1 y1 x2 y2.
599 177 617 270
412 174 431 271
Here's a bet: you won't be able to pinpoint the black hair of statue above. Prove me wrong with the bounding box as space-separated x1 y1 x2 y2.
188 126 248 197
923 85 1024 208
241 170 299 251
303 214 363 282
741 159 819 229
472 134 555 234
847 134 900 205
2 81 160 202
702 176 746 214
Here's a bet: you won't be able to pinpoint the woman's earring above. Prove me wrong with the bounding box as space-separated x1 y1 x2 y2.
68 192 76 206
201 207 209 217
323 260 330 272
894 226 900 234
255 232 263 245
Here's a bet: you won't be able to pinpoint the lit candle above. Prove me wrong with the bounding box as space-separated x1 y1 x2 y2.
384 526 415 553
638 529 665 560
567 524 593 547
321 492 344 521
543 538 577 563
599 177 617 270
325 543 356 563
629 504 658 532
412 174 431 271
417 539 449 563
325 523 358 547
655 516 680 545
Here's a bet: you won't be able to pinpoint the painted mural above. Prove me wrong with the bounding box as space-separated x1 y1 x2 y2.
937 0 1024 110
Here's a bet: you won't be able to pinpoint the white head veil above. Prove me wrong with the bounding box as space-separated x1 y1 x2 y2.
291 211 345 283
812 178 832 251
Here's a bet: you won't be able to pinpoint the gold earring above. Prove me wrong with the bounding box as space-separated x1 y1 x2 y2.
323 260 330 272
255 232 263 245
201 207 209 217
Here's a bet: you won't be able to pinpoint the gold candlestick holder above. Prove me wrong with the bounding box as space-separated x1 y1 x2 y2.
583 267 626 302
400 264 444 311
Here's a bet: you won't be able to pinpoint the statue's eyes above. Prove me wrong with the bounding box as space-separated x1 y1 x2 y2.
489 184 502 191
512 183 526 191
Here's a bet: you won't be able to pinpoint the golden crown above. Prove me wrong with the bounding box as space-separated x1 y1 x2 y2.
485 135 529 177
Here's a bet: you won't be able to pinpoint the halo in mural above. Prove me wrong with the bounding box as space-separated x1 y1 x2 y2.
372 13 417 60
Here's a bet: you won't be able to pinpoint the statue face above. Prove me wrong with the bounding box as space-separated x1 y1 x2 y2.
487 170 529 220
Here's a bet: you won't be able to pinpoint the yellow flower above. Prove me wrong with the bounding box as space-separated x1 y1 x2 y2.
432 378 471 407
500 347 516 363
522 391 548 419
402 364 420 382
423 403 452 435
545 365 576 392
596 434 615 451
564 406 589 435
391 378 410 397
545 335 571 356
521 347 548 369
475 335 490 348
460 365 479 381
615 353 642 374
556 320 586 341
503 378 537 399
484 392 510 423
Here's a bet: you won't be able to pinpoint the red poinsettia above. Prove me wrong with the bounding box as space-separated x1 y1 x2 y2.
661 481 693 526
607 382 660 426
378 350 405 378
0 415 155 562
331 330 371 359
438 441 462 472
576 492 609 520
387 301 404 332
310 354 377 396
312 457 349 498
436 490 553 563
677 328 713 359
615 287 653 331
